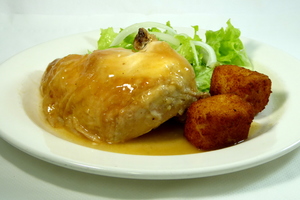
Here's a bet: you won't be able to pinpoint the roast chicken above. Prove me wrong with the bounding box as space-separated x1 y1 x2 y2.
40 28 201 143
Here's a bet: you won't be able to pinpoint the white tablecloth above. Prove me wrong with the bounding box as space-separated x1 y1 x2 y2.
1 0 300 199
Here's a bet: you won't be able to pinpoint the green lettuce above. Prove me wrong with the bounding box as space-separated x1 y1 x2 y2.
206 20 252 70
96 20 252 92
97 27 118 50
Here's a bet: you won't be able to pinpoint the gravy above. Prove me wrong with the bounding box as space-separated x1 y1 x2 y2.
49 119 261 156
50 120 203 156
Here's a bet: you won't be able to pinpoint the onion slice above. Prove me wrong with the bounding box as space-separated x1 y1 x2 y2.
193 41 217 67
150 32 180 47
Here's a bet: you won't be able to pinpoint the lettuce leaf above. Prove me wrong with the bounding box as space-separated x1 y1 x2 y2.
206 20 252 69
97 27 118 50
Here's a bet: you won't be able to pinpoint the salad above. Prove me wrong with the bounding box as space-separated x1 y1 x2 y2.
97 20 252 92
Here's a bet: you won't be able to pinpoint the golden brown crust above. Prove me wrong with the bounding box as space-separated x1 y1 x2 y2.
184 94 255 150
210 65 272 115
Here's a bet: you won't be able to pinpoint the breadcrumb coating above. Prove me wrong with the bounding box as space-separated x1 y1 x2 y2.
184 94 255 150
210 65 272 115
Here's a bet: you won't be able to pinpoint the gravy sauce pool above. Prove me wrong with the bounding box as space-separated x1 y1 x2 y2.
48 119 261 156
50 120 202 155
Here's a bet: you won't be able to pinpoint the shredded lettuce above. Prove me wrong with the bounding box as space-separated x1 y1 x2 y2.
97 20 252 92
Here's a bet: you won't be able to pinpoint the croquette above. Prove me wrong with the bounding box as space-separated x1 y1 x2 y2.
184 94 255 150
210 65 272 115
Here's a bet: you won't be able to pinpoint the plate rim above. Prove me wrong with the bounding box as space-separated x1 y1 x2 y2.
1 29 300 180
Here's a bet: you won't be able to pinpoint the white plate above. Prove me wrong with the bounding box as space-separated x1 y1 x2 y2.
0 29 300 180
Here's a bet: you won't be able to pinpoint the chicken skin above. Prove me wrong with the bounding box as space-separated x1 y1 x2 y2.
40 29 200 143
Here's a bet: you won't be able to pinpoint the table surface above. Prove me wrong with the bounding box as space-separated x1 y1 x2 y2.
1 0 300 199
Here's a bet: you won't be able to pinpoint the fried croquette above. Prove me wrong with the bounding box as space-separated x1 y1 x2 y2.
210 65 272 115
184 94 255 150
